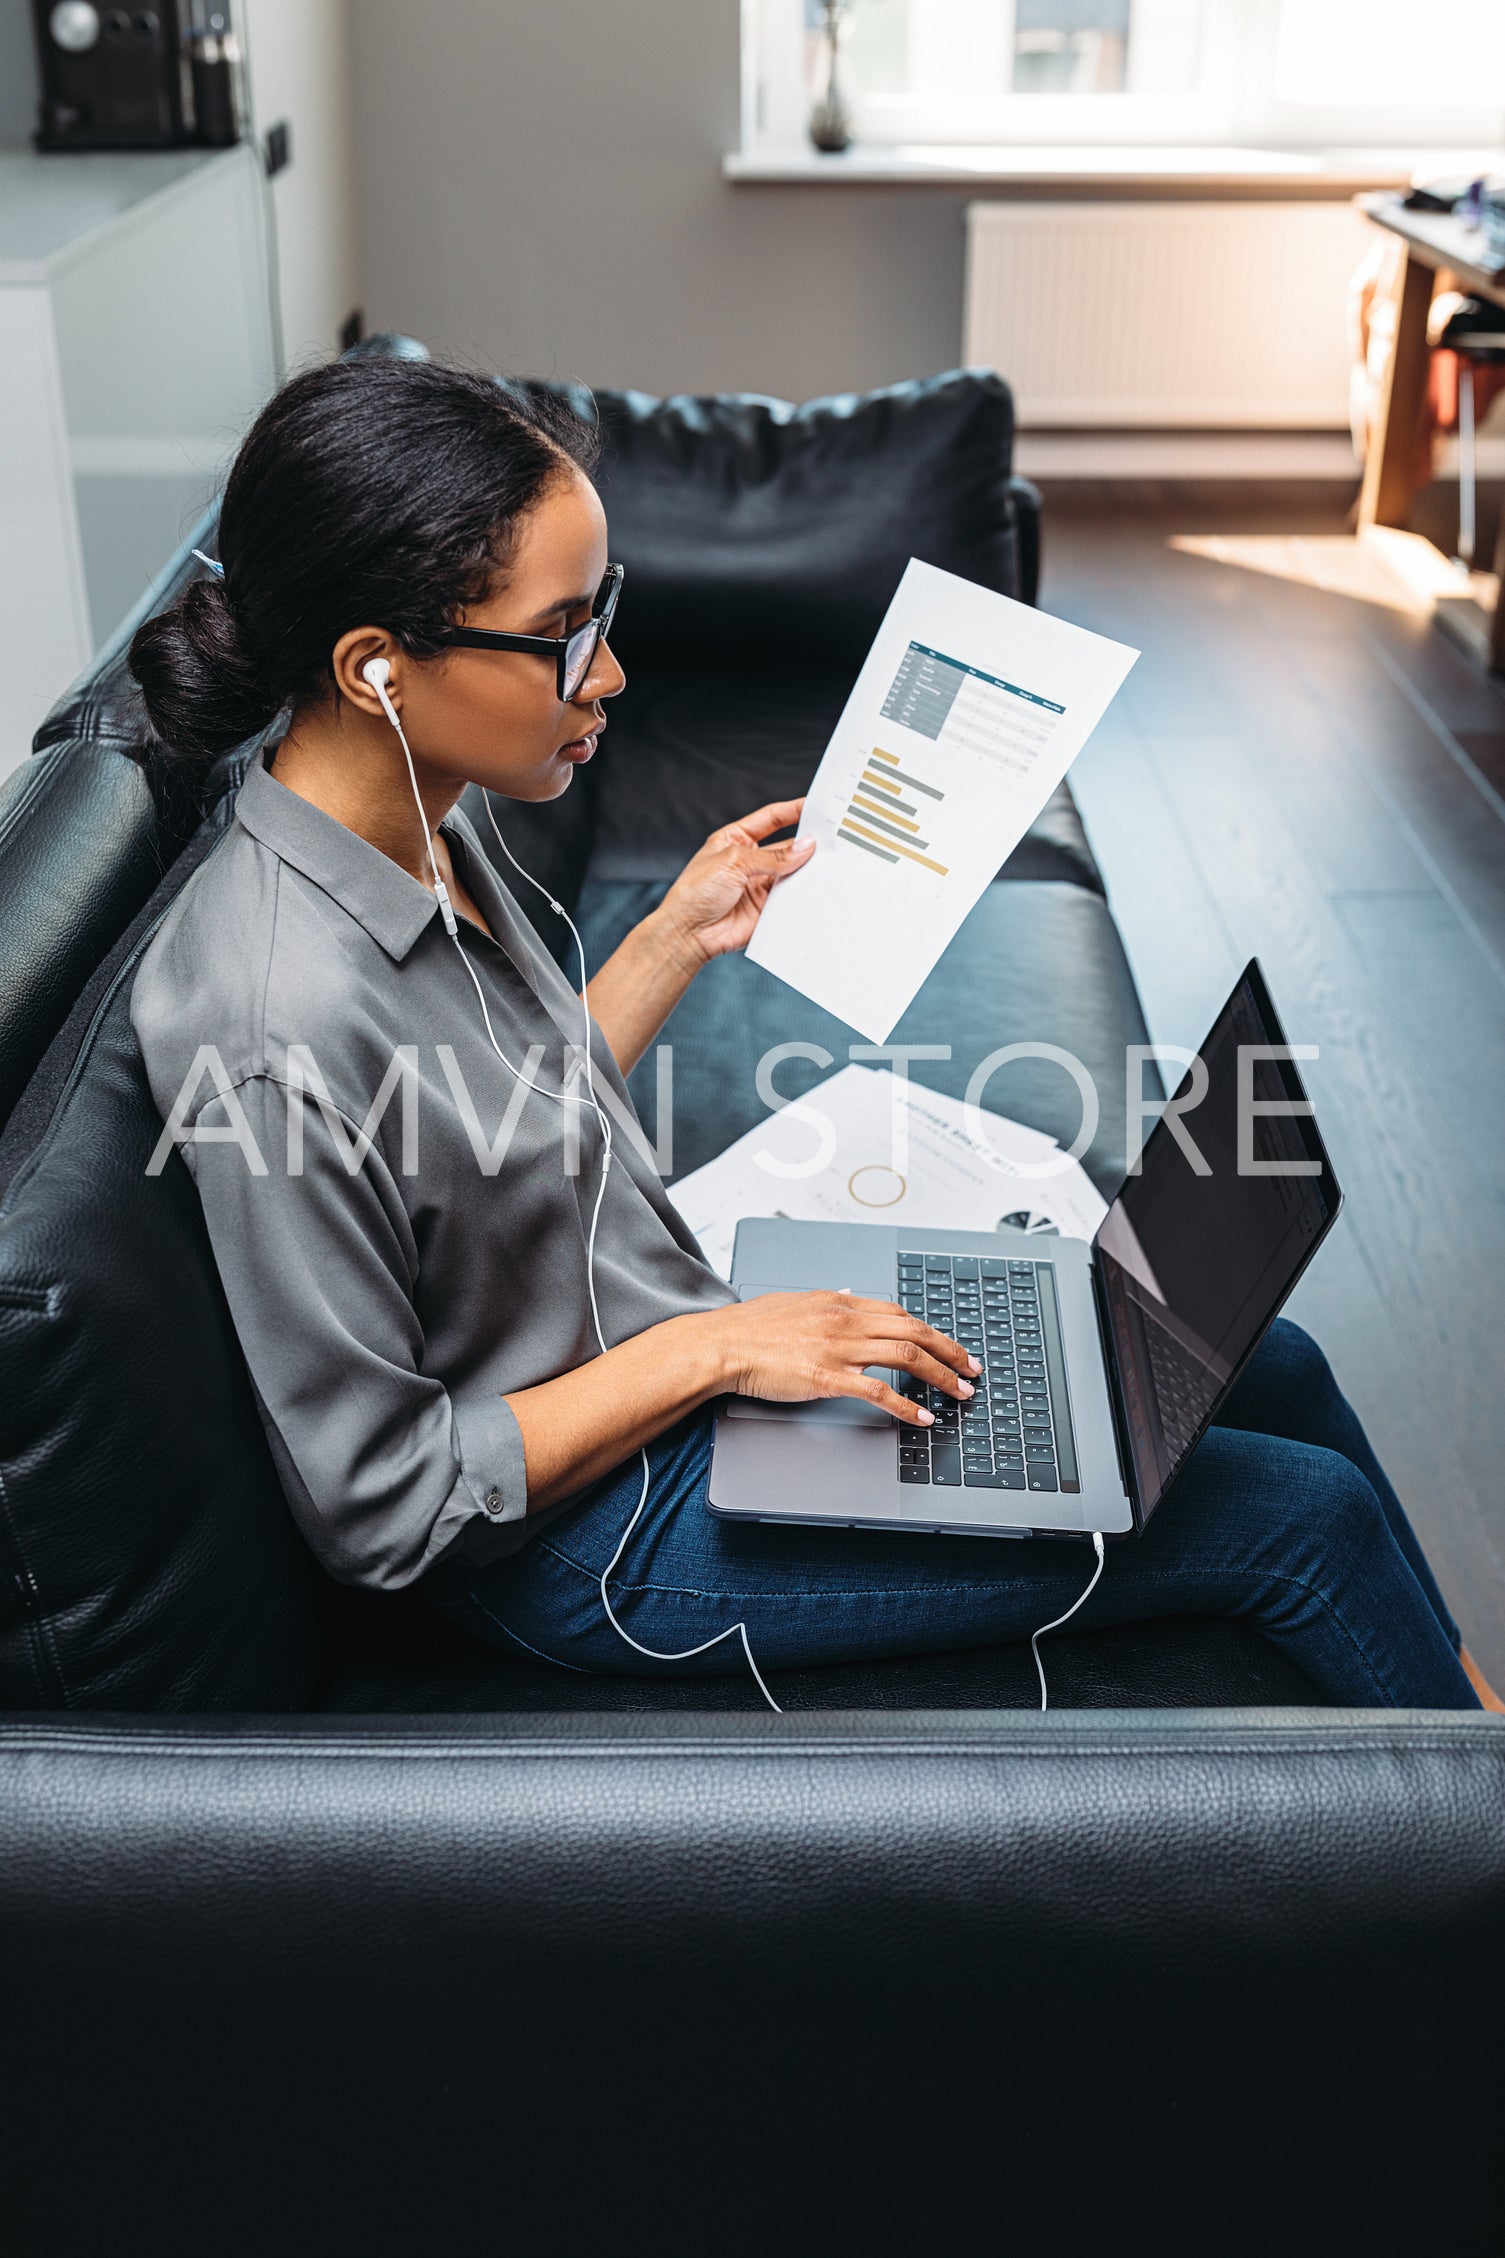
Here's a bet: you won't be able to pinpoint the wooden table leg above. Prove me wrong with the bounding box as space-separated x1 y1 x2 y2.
1358 245 1436 532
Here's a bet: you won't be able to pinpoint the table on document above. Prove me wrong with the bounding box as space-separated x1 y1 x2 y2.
835 640 1067 880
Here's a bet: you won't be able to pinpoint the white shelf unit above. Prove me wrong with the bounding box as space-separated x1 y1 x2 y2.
0 144 277 778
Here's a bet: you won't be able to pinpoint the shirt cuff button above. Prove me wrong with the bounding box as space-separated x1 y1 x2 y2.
483 1488 504 1516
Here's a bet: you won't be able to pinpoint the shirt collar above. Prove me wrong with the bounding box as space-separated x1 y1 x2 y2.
234 758 448 964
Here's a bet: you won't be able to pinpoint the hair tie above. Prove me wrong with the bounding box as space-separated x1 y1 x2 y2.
191 549 226 578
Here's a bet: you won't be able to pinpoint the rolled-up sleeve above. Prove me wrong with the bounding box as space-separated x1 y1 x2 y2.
185 1074 528 1589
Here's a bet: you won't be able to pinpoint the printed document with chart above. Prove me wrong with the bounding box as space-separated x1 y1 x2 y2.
746 560 1138 1042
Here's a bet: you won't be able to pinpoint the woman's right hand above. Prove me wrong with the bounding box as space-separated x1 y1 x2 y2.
692 1290 980 1428
511 1289 981 1511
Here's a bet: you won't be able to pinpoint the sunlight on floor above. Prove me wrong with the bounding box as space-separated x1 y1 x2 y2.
1168 528 1502 626
1168 531 1421 611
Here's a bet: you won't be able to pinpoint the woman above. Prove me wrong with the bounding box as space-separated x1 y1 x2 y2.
130 357 1497 1711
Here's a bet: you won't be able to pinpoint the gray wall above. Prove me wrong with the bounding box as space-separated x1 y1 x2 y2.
350 0 972 401
0 0 38 143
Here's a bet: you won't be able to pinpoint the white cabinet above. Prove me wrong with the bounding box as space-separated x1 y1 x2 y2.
0 144 277 776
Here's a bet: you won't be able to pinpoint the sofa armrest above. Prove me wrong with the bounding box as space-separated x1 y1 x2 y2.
1010 472 1042 607
3 1711 1500 2249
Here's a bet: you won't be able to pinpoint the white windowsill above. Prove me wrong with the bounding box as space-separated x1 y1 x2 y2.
722 144 1486 193
1014 431 1361 479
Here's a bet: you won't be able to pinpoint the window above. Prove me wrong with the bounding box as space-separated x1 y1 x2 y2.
743 0 1505 152
1011 5 1132 98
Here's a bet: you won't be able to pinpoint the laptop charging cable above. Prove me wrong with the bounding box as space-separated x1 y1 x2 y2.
1030 1530 1107 1711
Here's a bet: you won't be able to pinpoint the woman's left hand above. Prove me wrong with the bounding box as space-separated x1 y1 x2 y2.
585 799 814 1076
652 799 814 970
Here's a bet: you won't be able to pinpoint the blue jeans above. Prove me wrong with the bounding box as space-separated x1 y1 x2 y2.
432 1320 1478 1708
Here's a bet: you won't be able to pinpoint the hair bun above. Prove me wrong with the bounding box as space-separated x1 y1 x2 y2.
129 573 283 768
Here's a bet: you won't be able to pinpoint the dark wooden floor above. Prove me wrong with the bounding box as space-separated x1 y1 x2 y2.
1042 482 1505 1684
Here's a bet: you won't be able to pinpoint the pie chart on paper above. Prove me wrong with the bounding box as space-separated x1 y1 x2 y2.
997 1208 1061 1236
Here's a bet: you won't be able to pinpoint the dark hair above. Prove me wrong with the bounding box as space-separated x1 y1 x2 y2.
129 357 600 768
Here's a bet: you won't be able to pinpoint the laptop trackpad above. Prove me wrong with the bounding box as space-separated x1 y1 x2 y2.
722 1394 893 1429
724 1275 896 1426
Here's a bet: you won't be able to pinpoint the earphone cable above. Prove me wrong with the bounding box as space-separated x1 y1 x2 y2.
482 792 615 1357
483 798 781 1710
596 1447 783 1713
377 683 606 1132
1031 1530 1107 1711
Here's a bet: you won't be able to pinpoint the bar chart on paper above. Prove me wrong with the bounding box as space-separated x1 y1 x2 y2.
837 747 950 872
836 641 1068 879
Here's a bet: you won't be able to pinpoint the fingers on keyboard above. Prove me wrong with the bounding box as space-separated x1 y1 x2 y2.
896 1251 1058 1495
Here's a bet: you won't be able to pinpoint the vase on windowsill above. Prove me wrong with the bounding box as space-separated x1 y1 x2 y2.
808 0 853 155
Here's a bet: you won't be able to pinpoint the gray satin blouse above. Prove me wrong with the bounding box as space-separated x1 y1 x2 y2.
131 758 732 1591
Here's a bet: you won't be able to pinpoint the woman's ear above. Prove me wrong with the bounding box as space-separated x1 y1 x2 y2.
333 627 401 715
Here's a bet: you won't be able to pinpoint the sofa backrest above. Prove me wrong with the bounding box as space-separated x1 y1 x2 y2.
532 368 1022 674
0 512 223 1129
485 367 1031 942
0 813 327 1711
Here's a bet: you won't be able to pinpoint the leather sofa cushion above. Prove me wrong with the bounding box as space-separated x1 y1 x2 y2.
551 369 1024 674
317 1580 1321 1710
0 741 165 1129
0 824 326 1711
575 876 1154 1194
575 663 1102 893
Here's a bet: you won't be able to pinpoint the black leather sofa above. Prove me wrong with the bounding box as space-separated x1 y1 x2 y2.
1 351 1500 2252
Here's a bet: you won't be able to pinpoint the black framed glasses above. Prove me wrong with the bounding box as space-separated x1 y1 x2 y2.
438 563 624 701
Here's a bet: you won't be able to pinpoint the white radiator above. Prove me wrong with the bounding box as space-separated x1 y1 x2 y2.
964 200 1372 428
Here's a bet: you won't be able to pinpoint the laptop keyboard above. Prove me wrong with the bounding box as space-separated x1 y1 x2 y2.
1142 1312 1223 1465
893 1252 1080 1496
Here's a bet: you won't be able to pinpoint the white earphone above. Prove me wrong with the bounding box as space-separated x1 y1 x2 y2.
363 654 781 1711
362 658 456 937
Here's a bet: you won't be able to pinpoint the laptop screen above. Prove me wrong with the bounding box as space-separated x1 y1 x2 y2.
1092 961 1341 1520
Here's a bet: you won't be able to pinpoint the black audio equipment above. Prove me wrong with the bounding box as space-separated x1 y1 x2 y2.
186 22 238 147
32 2 196 152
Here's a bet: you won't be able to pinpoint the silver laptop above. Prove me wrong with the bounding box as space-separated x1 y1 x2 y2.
708 963 1341 1544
